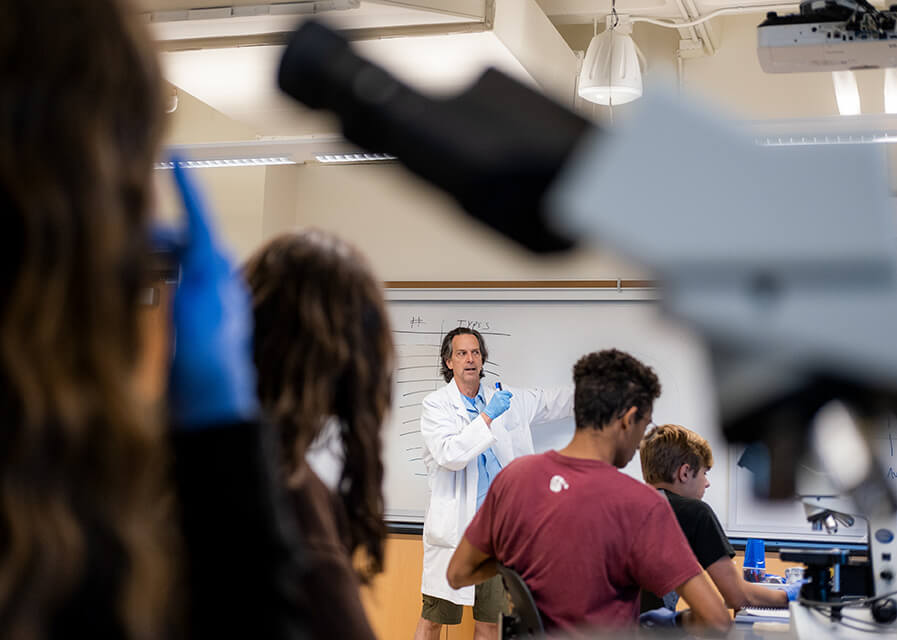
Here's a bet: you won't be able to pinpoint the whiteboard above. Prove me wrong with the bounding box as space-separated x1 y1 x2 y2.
381 287 877 544
382 288 726 517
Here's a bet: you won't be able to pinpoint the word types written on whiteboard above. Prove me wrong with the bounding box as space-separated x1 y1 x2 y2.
456 319 491 331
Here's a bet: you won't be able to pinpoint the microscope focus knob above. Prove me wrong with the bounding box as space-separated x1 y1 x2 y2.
881 569 895 582
872 598 897 624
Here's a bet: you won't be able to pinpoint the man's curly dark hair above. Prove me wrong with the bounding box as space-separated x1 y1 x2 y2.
573 349 661 430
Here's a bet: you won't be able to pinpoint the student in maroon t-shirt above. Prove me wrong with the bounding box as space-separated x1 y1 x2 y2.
447 349 732 636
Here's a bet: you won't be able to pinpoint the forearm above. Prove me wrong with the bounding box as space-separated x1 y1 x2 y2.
447 537 498 590
449 557 497 589
677 574 733 636
678 608 732 637
707 557 789 609
743 581 789 607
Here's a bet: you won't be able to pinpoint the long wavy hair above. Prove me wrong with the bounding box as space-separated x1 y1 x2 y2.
0 2 173 639
244 230 393 582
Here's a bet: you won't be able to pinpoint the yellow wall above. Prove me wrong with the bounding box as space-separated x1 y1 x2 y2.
361 534 475 640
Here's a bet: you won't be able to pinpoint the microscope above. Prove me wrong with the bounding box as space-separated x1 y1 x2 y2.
761 411 897 636
276 18 897 637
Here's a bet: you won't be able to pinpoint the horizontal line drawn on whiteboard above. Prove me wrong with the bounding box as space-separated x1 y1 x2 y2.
402 418 420 424
397 365 437 371
393 329 512 337
402 389 434 398
405 447 422 451
408 457 423 462
400 430 418 437
415 473 427 477
398 403 421 409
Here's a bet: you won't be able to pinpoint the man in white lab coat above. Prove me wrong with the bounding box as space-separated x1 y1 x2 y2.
413 327 574 640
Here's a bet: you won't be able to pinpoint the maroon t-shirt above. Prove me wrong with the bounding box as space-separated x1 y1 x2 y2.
464 450 702 634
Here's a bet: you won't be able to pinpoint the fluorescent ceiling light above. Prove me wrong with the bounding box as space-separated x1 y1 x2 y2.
747 113 897 145
155 157 296 169
754 133 897 146
832 70 861 116
314 152 396 164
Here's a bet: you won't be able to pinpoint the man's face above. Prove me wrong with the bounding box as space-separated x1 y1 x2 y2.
679 465 711 500
446 333 483 389
616 407 653 468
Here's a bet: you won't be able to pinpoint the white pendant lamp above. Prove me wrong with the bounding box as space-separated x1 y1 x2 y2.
578 15 645 106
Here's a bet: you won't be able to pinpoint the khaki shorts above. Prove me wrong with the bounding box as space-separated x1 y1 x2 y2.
421 575 509 624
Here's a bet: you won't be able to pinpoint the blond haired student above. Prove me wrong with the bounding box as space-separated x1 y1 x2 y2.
639 424 800 613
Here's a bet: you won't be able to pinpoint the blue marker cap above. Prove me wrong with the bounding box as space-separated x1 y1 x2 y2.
495 382 502 391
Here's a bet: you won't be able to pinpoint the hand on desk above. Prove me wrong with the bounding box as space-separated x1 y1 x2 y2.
640 607 680 628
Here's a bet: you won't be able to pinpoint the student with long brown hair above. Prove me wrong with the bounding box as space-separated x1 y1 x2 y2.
244 230 394 639
0 2 305 639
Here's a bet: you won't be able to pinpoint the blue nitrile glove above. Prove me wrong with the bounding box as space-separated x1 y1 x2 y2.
166 157 258 427
780 579 808 602
483 390 513 419
639 607 679 629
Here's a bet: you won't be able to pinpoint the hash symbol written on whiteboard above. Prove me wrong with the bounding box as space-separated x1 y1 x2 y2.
409 316 425 328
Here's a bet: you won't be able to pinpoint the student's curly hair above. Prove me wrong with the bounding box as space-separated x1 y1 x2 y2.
640 424 714 485
439 327 488 383
573 349 661 430
244 230 393 582
0 2 173 638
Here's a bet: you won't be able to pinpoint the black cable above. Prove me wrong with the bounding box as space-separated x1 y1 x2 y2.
808 606 883 633
798 588 897 608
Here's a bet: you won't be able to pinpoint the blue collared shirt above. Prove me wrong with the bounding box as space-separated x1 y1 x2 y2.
462 391 503 511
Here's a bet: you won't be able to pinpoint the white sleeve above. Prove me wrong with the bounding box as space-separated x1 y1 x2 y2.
519 384 574 425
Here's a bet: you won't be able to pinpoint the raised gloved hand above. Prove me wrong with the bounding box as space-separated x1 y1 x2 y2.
166 157 258 427
483 390 513 420
639 607 680 629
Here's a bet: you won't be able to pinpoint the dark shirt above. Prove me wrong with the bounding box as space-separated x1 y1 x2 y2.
640 488 734 612
287 462 377 640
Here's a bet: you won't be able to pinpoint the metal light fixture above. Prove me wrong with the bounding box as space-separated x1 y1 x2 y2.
578 15 645 106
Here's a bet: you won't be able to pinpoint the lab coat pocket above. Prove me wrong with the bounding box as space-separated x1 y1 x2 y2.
423 473 459 547
495 412 519 432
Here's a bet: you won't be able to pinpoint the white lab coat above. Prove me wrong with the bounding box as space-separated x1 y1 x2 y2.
419 378 574 605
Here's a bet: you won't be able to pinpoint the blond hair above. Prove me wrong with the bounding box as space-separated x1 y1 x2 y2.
640 424 713 485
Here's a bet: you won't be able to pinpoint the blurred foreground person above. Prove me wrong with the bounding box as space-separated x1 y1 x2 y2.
245 231 394 639
0 2 305 639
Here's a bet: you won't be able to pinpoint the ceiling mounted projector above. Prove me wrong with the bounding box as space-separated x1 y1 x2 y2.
758 0 897 73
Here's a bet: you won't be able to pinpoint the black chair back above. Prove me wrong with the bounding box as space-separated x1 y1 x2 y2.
496 564 544 639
